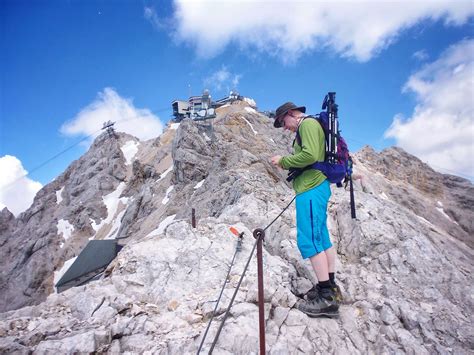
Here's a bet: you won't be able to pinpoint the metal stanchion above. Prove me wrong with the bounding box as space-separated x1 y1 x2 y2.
253 228 266 355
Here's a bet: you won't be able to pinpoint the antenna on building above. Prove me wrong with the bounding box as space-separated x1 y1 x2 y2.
102 120 117 138
202 89 210 110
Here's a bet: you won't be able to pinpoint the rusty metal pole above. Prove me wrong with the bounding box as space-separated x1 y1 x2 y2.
253 228 266 355
192 208 196 228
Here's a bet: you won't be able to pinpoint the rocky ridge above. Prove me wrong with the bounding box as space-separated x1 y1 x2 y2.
0 100 472 354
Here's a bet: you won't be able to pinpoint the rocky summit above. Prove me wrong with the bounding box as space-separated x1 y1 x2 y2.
0 100 472 354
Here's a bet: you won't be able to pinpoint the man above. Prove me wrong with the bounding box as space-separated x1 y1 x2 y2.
270 102 340 318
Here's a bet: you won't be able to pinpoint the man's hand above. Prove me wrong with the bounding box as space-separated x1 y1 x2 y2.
271 155 282 168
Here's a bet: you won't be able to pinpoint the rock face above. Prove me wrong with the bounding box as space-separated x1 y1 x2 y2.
356 146 473 248
0 130 175 312
0 134 127 312
0 100 472 354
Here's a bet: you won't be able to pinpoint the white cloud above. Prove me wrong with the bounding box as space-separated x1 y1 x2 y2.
61 87 164 142
144 6 167 30
385 39 474 179
169 0 473 63
413 49 429 61
0 155 42 216
203 66 242 93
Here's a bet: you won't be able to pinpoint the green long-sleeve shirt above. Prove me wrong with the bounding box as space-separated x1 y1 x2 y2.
280 118 327 194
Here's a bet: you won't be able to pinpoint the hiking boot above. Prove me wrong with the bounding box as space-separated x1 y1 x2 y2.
306 284 320 301
332 283 343 303
307 283 343 303
298 287 339 318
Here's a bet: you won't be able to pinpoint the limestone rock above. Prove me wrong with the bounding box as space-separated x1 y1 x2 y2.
0 99 472 354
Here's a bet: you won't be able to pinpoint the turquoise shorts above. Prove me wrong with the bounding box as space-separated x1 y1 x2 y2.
295 180 332 259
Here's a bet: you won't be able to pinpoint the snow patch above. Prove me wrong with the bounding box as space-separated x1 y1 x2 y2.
56 187 64 204
91 182 128 232
170 123 181 130
53 256 77 293
57 219 74 248
89 218 98 232
104 208 127 240
162 185 174 205
437 201 444 207
416 215 435 227
194 179 205 190
121 140 139 165
379 192 389 200
244 97 257 107
203 132 211 142
244 107 257 114
157 166 173 182
147 215 177 237
241 116 258 135
436 207 459 225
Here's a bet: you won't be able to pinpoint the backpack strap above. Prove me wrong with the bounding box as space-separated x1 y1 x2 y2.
293 115 319 147
287 115 324 182
287 114 346 183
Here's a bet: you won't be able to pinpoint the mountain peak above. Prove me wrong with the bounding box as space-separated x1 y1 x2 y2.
0 104 472 354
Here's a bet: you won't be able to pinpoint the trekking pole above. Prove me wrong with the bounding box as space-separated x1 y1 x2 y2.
349 175 356 219
254 228 266 355
323 92 338 165
347 157 356 219
331 92 339 164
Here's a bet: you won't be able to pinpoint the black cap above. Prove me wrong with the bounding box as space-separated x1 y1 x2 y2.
273 102 306 128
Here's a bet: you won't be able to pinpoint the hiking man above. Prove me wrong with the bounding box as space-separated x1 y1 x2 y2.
270 102 340 317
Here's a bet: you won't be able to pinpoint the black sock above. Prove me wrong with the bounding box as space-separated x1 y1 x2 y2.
329 272 335 284
318 280 332 289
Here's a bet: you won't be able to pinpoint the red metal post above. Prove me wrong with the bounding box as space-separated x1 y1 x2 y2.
254 228 266 355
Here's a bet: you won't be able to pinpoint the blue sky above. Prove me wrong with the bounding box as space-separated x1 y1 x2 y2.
1 0 473 215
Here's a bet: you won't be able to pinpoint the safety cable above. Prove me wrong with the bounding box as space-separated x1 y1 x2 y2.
0 106 172 193
196 232 243 355
263 196 296 232
208 236 259 354
206 197 295 354
0 129 102 193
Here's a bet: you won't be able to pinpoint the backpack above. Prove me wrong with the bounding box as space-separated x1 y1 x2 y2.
286 92 356 219
287 112 353 186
